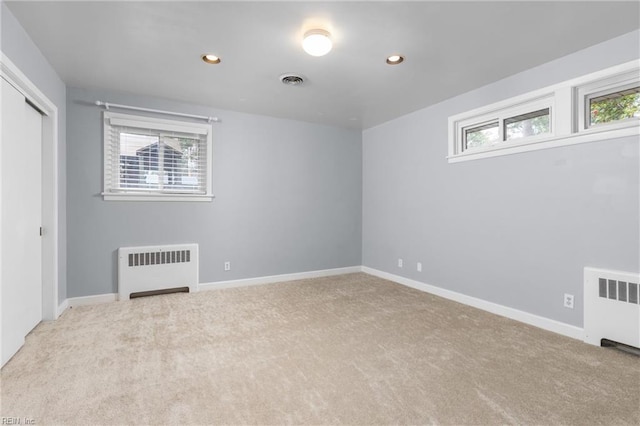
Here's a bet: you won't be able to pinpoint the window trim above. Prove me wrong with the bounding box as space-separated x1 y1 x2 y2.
463 119 499 151
102 111 214 201
448 60 640 163
577 70 640 133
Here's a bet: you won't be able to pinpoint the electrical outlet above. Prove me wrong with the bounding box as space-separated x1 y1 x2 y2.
417 262 422 272
224 261 231 271
563 293 574 309
398 258 403 268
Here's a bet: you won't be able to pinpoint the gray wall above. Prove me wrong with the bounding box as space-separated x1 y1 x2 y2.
66 87 362 298
362 30 640 328
1 1 67 302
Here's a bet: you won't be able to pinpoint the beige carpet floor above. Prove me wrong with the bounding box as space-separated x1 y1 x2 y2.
1 273 638 425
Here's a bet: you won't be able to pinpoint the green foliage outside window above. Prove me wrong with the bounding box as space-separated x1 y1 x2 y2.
465 124 499 149
590 90 640 125
505 113 550 140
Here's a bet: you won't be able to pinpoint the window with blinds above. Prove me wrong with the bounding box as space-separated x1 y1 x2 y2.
103 112 213 201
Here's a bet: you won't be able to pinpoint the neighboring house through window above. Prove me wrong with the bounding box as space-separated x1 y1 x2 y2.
103 111 213 201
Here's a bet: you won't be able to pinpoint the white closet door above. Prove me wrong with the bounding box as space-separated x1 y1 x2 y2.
22 92 43 334
1 77 43 366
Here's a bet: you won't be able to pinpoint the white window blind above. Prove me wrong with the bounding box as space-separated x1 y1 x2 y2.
103 112 213 201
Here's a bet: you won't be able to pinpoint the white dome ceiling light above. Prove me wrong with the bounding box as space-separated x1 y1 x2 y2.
302 29 332 57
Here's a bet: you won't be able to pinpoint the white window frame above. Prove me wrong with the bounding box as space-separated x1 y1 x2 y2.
448 60 640 163
576 69 640 133
103 111 214 201
455 94 555 156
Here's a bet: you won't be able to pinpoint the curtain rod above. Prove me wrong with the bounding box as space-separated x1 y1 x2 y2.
95 101 219 123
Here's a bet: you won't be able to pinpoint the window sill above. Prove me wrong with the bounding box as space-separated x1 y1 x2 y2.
447 124 639 163
102 193 214 202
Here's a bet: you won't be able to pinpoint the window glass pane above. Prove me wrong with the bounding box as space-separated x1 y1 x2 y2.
590 87 640 126
119 132 159 189
464 122 499 150
504 108 550 141
118 132 204 193
162 137 202 191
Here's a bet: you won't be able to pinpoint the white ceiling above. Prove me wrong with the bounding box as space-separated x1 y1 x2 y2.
6 1 640 130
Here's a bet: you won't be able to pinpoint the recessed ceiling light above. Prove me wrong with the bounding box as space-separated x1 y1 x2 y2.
386 54 404 65
202 54 221 64
303 29 332 57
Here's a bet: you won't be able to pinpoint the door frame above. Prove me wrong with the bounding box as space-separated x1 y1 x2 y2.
1 52 59 321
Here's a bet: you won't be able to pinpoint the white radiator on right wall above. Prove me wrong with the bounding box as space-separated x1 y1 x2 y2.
584 267 640 348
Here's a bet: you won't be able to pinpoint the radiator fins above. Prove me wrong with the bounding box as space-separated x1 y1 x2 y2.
128 250 191 267
599 278 638 304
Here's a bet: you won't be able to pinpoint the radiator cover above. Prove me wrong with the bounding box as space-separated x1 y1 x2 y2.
584 267 640 348
118 243 199 300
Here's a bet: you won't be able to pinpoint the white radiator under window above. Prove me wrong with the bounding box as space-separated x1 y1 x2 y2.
584 267 640 348
118 243 199 300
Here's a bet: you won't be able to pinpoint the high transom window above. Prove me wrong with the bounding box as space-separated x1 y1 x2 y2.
448 60 639 163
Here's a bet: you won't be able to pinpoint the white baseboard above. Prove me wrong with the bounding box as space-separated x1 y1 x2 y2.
57 299 69 317
58 266 362 310
67 293 118 309
54 265 584 342
361 266 584 341
199 266 362 291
